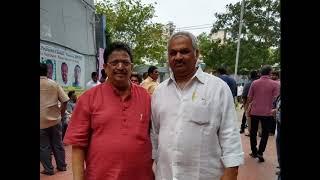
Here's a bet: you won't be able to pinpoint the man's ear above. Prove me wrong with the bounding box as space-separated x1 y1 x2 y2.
195 49 199 59
103 63 108 73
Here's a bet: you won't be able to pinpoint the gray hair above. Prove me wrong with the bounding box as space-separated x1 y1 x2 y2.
167 31 198 51
260 65 273 75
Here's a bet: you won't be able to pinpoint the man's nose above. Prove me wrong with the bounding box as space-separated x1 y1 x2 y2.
175 52 183 60
115 62 125 69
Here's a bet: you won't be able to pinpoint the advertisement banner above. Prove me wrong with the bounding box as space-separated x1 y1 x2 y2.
40 43 85 96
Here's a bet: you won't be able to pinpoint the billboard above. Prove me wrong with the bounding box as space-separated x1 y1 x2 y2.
40 43 85 95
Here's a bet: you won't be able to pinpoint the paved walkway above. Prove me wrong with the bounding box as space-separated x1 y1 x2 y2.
236 107 278 180
40 108 278 180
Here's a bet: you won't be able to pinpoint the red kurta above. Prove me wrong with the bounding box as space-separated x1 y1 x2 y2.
64 82 153 180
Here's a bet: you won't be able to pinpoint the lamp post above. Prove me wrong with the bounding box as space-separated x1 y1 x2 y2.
234 0 245 81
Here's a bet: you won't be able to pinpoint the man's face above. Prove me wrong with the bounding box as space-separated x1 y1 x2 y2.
71 94 77 102
92 74 98 82
271 74 278 80
150 69 159 81
47 63 53 79
103 50 132 88
130 76 139 85
61 64 68 83
168 36 199 77
74 67 81 82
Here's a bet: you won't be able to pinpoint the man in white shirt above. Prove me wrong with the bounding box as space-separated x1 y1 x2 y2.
237 84 243 104
151 31 244 180
86 72 101 89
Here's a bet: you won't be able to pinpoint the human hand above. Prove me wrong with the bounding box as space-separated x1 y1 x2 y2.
152 161 156 175
271 109 276 117
220 167 238 180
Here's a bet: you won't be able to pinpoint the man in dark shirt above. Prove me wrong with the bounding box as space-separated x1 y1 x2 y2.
240 70 259 134
217 67 237 98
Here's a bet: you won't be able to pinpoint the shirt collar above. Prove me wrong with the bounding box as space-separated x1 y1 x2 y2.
147 76 156 82
167 67 205 86
90 80 98 84
260 75 271 79
106 81 133 101
40 76 47 79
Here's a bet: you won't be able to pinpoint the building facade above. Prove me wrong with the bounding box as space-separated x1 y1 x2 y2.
40 0 97 93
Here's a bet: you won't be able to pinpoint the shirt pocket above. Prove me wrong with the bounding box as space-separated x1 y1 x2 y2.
190 101 210 126
135 112 150 144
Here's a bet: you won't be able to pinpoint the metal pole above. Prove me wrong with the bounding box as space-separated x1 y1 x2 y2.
234 0 245 80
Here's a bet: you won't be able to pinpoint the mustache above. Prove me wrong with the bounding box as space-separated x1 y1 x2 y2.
174 61 185 66
173 58 185 63
113 70 127 74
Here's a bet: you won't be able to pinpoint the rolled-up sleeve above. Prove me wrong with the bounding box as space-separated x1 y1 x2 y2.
57 85 69 103
63 94 91 148
150 92 159 162
219 83 244 167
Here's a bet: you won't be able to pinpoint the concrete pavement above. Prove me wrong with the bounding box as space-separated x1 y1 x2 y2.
40 108 278 180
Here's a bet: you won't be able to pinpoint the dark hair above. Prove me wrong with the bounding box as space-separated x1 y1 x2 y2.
101 69 106 78
260 65 272 76
271 71 280 77
45 59 53 66
61 62 67 68
131 72 142 84
143 72 148 80
103 42 133 64
68 90 75 98
217 67 227 75
91 72 98 77
148 66 158 75
74 65 81 71
249 70 259 80
40 63 48 76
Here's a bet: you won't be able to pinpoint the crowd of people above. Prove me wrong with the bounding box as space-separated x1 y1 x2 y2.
40 31 281 180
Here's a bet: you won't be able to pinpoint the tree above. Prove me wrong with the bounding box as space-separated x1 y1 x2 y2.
95 0 167 65
200 0 280 73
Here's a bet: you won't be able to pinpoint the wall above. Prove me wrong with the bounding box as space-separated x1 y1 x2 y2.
40 0 96 87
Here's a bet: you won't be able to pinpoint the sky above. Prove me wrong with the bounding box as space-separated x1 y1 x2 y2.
140 0 240 35
96 0 241 36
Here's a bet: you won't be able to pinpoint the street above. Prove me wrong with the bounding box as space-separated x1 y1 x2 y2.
40 108 278 180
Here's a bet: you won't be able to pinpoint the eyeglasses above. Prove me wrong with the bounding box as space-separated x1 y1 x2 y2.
107 60 133 67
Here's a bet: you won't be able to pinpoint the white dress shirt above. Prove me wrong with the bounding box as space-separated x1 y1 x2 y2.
237 85 243 97
151 68 244 180
86 80 101 90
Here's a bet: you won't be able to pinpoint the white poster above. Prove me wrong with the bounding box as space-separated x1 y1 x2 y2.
40 43 85 91
98 48 104 79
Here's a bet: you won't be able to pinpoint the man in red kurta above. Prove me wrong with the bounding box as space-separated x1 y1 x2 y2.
64 42 153 180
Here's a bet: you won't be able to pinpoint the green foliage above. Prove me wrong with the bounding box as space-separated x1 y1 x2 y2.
199 0 280 74
95 0 167 65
